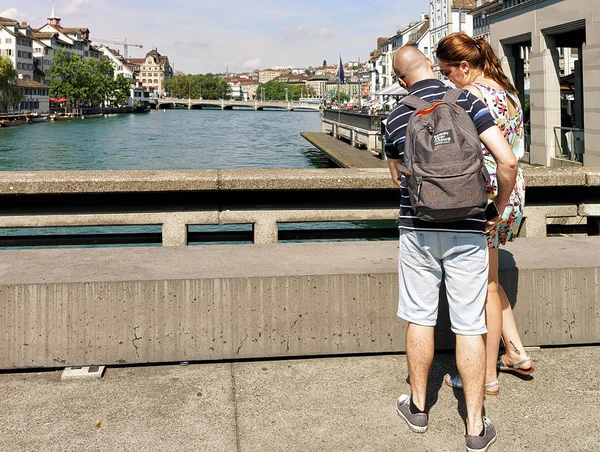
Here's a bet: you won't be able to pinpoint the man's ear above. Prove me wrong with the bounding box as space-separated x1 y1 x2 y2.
398 78 408 89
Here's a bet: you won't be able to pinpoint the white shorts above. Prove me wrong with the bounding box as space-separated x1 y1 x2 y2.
397 229 488 335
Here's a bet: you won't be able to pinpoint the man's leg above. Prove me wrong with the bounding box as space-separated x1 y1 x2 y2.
406 323 435 411
441 231 489 438
456 334 486 436
396 229 441 433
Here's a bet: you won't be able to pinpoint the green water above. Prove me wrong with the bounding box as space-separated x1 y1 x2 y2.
0 109 333 170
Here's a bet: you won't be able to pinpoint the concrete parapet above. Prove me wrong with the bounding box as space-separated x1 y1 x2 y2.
0 167 599 245
1 237 599 369
521 204 578 237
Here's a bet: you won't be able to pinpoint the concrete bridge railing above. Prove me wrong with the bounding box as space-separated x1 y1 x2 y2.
1 167 600 369
0 167 599 247
1 237 599 369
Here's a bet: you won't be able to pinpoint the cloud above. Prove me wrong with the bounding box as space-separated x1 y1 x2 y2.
173 40 211 49
281 26 304 34
63 0 92 15
314 28 335 38
243 58 261 69
0 8 28 21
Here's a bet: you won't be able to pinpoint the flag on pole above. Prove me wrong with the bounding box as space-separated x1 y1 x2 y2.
336 54 345 83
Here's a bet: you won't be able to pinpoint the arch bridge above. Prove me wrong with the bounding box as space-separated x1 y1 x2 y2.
154 99 321 111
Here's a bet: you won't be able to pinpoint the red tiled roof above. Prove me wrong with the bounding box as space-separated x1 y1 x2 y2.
61 27 89 34
17 79 49 89
452 0 476 9
32 32 56 39
0 16 18 25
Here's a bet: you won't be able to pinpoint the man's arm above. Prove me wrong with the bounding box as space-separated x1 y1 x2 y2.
387 158 401 187
478 126 518 212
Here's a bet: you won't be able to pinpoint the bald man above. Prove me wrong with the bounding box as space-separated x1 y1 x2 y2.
387 46 516 452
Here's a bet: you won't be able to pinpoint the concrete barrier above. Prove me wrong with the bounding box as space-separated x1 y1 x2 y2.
1 237 599 369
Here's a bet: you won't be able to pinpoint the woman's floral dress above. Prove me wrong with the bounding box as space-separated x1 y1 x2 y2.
472 82 526 248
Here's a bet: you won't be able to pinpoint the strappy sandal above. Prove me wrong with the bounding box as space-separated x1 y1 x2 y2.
484 380 499 396
497 355 534 376
443 374 500 396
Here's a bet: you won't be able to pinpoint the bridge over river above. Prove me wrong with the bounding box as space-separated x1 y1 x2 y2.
153 98 322 111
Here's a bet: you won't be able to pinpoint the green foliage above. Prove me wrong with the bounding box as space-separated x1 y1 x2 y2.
0 56 22 111
328 90 349 102
322 60 327 67
112 74 132 106
163 73 230 99
49 50 131 106
255 80 315 101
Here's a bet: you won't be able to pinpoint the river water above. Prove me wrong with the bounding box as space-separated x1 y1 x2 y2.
1 110 396 246
0 109 333 170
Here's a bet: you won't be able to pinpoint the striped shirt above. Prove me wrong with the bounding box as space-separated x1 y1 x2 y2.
384 79 496 233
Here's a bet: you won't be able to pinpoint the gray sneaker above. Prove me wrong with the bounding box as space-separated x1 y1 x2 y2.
465 417 497 452
396 394 428 433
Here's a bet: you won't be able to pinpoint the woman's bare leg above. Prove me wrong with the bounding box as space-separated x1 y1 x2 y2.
499 284 532 369
484 248 503 388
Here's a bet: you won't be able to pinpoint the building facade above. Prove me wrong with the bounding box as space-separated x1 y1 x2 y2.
488 0 598 166
129 49 173 96
0 17 34 80
430 0 476 73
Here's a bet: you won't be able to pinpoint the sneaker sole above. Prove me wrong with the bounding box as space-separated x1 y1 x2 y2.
396 403 428 433
466 433 497 452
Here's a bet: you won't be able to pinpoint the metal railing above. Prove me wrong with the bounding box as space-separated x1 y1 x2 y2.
554 126 585 163
323 109 382 131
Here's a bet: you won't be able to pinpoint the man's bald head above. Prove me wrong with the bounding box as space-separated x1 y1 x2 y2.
392 46 433 87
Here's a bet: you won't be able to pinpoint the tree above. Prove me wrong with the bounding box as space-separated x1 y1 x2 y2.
163 73 229 100
50 50 133 107
0 56 22 112
112 74 131 106
322 60 327 67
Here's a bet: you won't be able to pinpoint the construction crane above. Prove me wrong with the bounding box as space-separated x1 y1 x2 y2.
93 37 143 60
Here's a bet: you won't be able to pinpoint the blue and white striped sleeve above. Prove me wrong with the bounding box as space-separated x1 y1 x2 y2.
462 91 496 134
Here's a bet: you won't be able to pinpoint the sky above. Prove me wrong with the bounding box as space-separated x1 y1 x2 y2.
2 0 430 74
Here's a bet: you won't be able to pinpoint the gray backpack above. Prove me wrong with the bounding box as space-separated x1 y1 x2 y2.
398 89 490 222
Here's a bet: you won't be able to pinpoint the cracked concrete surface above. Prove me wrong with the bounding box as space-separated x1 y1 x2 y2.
1 346 599 451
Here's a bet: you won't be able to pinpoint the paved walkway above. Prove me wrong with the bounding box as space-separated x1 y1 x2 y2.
1 346 597 451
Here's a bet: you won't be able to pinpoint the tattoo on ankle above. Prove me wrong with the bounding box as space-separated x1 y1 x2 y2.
509 340 521 355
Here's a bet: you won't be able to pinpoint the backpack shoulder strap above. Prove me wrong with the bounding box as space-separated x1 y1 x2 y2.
442 88 466 105
401 94 431 111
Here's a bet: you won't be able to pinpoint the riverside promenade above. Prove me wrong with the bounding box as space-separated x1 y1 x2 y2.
1 345 598 451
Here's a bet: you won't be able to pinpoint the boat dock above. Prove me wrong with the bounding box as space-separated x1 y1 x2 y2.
301 132 387 169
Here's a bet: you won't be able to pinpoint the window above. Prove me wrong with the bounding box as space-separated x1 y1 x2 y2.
6 38 12 44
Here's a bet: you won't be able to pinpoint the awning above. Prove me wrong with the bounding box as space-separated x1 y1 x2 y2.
50 97 68 103
374 83 408 97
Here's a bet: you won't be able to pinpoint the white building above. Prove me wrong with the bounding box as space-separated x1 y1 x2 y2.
129 49 173 96
97 45 135 79
0 17 34 80
370 14 430 94
430 0 476 74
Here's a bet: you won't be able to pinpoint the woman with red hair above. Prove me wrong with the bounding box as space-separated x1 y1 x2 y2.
436 32 533 396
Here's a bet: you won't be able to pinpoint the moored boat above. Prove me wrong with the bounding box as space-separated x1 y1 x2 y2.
51 113 77 121
28 113 49 124
0 116 27 127
81 113 104 119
